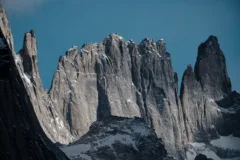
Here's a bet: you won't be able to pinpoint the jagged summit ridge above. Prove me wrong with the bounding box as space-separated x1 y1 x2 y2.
1 0 240 159
65 33 169 58
49 32 184 158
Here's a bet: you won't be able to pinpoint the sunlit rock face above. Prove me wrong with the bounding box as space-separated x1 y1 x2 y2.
0 3 69 160
48 33 240 159
1 1 239 159
16 30 74 144
48 34 185 158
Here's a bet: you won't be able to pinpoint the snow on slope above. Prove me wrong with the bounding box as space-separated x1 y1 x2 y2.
60 117 167 160
186 135 240 160
210 135 240 151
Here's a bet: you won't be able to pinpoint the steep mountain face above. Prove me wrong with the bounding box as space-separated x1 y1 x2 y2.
180 35 233 142
0 3 69 160
180 36 240 160
216 91 240 137
194 35 231 100
1 2 239 159
49 33 240 159
16 29 73 144
49 34 185 158
61 116 173 160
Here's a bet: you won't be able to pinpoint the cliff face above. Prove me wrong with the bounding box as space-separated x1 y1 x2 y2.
180 36 233 142
16 30 73 144
0 3 68 160
49 33 239 159
1 2 239 159
49 34 185 158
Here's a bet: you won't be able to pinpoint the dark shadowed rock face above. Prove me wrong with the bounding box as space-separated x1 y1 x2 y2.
194 35 231 100
0 3 68 160
180 35 235 142
216 91 240 137
61 116 173 160
194 154 213 160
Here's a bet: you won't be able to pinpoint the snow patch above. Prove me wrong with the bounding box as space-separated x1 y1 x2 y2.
187 140 240 160
218 107 237 114
62 134 139 159
55 117 65 130
132 125 150 136
61 143 91 159
14 54 22 64
22 74 32 87
101 53 108 60
117 35 123 40
187 142 221 160
210 135 240 151
95 134 138 151
208 98 215 103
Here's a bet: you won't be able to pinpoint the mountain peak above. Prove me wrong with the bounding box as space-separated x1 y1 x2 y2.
194 35 231 99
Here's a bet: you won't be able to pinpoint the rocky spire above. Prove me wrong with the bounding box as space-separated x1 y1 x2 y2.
180 35 232 142
17 30 73 144
0 3 69 159
194 35 232 100
20 30 37 75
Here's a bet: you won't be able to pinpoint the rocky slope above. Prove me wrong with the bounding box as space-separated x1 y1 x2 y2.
0 3 69 160
61 116 173 160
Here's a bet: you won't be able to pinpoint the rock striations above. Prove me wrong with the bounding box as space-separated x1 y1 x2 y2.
16 29 73 144
0 2 239 160
49 34 185 158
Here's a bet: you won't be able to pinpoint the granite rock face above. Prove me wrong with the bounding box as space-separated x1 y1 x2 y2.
179 35 234 142
16 30 74 144
49 34 185 158
50 34 239 159
194 35 232 100
0 3 69 160
61 116 173 160
1 1 239 159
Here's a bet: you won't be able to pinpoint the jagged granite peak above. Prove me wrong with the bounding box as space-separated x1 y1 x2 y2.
61 116 173 160
49 34 185 159
180 36 234 143
16 30 74 144
0 3 69 159
1 1 240 159
194 35 232 100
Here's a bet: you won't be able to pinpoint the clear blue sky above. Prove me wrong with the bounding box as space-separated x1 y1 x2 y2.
3 0 240 92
